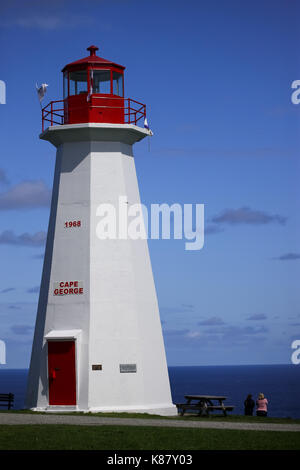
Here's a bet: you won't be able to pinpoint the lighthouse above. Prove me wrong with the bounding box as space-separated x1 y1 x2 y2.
25 45 176 415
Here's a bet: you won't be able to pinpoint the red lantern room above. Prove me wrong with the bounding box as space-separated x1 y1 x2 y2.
42 46 146 131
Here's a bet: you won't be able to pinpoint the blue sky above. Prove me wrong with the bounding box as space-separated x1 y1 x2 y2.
0 0 300 367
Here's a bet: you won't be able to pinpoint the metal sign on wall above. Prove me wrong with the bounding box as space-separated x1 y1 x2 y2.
119 364 137 373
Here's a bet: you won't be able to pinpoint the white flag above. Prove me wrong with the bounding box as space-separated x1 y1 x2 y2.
36 83 48 103
144 117 149 129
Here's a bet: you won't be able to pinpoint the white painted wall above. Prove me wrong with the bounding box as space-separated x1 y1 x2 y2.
26 124 176 415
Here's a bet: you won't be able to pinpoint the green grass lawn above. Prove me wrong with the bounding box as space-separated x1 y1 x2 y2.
0 424 299 450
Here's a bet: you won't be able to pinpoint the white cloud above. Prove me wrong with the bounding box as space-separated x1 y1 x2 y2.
185 331 201 338
0 180 51 210
246 314 267 321
212 207 287 226
198 316 225 326
32 253 45 259
11 325 34 335
0 230 46 247
27 286 40 294
274 253 300 261
0 288 15 294
0 169 8 185
3 14 99 31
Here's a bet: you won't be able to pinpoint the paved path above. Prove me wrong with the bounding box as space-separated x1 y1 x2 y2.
0 413 299 433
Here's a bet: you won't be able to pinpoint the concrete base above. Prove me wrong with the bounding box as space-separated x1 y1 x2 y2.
30 404 178 417
88 404 178 416
31 406 79 412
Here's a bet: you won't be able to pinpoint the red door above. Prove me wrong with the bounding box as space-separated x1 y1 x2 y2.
48 340 76 405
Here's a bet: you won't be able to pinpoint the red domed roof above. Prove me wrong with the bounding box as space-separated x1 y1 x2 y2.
62 45 125 72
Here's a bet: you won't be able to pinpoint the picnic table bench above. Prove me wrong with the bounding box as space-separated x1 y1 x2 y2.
0 393 14 410
176 395 234 417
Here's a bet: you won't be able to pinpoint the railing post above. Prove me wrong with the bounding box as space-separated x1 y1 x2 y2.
64 98 68 125
51 101 53 127
42 108 44 132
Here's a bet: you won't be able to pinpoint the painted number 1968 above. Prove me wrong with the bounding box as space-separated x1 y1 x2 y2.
64 220 81 228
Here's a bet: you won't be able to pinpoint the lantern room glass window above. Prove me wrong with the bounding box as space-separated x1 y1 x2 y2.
113 71 123 96
91 70 111 94
69 70 88 95
63 72 68 99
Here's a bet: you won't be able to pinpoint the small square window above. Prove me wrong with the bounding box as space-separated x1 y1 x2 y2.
113 72 123 97
91 70 111 94
69 70 87 96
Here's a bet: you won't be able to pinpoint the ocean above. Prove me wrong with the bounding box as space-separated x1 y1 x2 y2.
0 365 299 418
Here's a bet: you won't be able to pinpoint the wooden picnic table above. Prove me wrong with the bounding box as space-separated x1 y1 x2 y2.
176 394 235 417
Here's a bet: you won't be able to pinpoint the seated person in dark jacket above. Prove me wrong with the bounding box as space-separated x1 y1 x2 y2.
244 394 255 416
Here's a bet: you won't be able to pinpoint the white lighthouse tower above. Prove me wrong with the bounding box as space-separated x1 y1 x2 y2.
26 45 176 415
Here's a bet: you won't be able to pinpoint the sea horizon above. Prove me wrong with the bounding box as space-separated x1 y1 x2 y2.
0 364 299 418
0 363 294 370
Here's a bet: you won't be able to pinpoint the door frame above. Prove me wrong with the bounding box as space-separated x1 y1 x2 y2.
45 329 81 407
